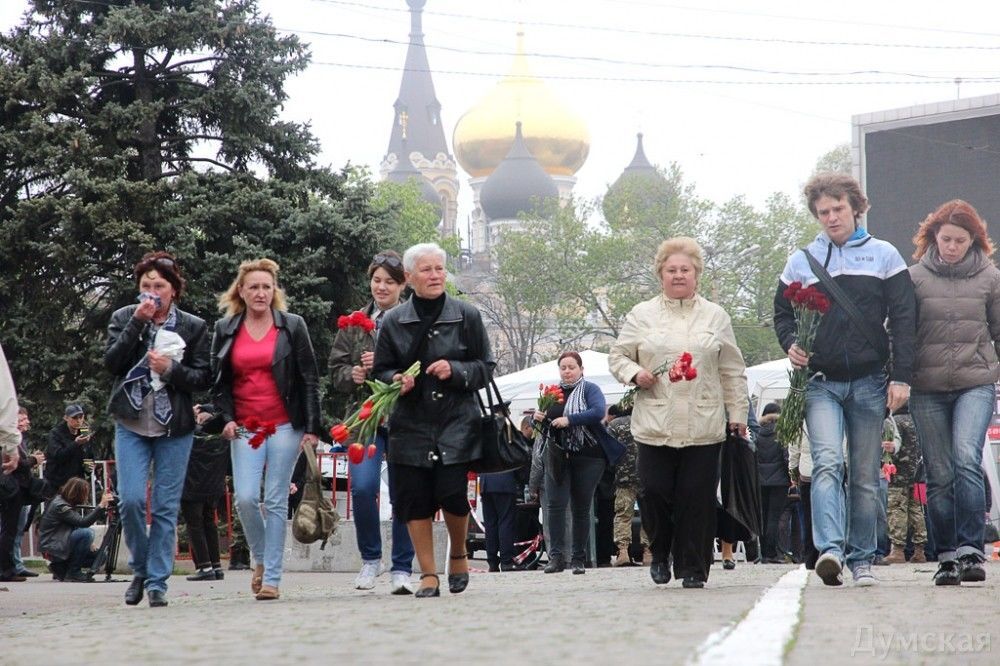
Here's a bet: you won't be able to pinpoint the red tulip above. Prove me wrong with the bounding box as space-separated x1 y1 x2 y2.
330 423 350 443
366 444 377 459
347 442 365 465
358 400 374 421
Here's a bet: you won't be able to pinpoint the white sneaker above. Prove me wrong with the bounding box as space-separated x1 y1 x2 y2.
389 571 414 595
852 564 878 587
815 552 843 586
354 560 386 590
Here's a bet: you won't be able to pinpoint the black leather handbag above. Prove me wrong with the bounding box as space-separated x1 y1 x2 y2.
470 378 532 474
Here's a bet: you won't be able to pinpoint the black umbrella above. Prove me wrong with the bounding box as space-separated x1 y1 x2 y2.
720 431 762 537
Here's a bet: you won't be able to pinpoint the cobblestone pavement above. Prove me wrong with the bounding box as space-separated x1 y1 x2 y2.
1 561 996 665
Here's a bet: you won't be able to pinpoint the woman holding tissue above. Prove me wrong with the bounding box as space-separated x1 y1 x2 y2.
104 251 212 608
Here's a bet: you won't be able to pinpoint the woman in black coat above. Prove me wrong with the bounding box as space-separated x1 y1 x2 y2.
373 243 494 598
182 404 229 582
756 403 790 563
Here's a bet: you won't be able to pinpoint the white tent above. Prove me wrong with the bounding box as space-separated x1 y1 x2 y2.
746 358 793 417
492 350 630 418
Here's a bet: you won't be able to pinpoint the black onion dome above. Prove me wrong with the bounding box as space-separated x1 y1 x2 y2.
480 121 559 220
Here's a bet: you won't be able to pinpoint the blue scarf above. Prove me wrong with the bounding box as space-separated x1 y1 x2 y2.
121 307 177 426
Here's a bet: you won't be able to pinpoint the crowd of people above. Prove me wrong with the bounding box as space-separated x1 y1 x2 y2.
1 172 998 605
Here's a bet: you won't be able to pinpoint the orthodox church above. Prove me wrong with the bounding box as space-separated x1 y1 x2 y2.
379 0 667 266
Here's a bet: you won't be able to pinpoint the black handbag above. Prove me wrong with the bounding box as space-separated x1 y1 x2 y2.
469 378 533 474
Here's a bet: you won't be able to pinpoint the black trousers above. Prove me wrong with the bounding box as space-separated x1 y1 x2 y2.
181 499 221 568
0 496 23 576
637 442 721 582
482 492 517 568
593 466 616 565
761 486 787 559
798 481 819 569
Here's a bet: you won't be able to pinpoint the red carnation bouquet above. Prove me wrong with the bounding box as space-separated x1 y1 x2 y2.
329 360 421 465
775 281 830 447
337 310 376 334
240 416 278 449
881 419 897 482
617 352 696 410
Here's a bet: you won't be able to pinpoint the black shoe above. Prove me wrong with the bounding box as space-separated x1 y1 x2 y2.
650 561 671 585
148 590 168 607
448 553 469 594
124 576 146 605
415 573 440 598
958 554 986 583
682 577 705 589
65 570 94 583
873 556 890 567
933 561 961 586
722 559 736 570
571 559 586 575
0 573 27 582
186 568 217 582
15 569 39 578
543 558 565 574
499 562 519 572
213 567 225 580
488 563 500 573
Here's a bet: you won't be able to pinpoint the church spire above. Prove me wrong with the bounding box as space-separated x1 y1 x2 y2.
384 0 450 164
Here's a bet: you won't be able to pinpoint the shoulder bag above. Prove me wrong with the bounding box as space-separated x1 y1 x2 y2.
469 378 533 474
291 444 340 550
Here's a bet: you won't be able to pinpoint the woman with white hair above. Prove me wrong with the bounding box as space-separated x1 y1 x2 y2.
373 243 495 598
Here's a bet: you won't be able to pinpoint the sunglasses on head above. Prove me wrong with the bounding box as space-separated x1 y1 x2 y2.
141 257 176 273
373 254 402 268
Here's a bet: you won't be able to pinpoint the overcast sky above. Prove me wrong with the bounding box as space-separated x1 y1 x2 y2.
5 0 1000 231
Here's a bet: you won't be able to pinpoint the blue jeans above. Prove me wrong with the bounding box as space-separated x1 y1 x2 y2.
349 428 413 573
115 424 194 593
909 384 992 562
805 371 886 570
231 423 302 588
66 527 96 574
11 505 30 572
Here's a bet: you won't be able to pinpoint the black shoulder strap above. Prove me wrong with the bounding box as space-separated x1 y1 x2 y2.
801 249 886 355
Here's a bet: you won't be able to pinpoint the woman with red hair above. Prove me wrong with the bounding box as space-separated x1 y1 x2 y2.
909 199 1000 586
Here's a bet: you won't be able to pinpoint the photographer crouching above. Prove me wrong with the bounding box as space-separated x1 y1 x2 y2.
39 478 113 582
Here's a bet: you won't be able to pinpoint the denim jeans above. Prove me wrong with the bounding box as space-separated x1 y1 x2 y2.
231 423 302 588
11 505 30 572
545 454 606 563
66 527 96 574
805 371 886 570
909 384 992 562
115 424 194 593
349 428 413 573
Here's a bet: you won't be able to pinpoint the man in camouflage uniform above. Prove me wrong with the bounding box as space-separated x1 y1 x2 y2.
607 408 650 566
883 412 927 563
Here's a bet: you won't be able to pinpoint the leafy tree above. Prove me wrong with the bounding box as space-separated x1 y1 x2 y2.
813 143 852 175
369 176 461 260
0 0 387 450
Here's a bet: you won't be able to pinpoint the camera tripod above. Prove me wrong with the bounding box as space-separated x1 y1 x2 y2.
89 488 127 582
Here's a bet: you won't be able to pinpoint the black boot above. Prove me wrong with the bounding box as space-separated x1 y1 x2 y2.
543 556 565 574
650 561 671 585
124 576 146 605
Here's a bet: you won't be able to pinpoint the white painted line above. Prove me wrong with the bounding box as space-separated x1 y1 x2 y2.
690 565 810 666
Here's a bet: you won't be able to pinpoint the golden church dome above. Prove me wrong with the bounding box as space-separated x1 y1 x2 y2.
452 32 589 178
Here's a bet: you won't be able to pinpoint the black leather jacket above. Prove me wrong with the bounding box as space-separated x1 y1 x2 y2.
104 305 212 437
211 309 322 435
39 496 106 562
373 295 495 468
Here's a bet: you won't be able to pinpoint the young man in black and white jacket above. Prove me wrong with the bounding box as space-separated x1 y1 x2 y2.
773 172 915 588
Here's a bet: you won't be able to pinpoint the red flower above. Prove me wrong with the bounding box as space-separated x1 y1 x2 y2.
683 366 698 381
783 281 803 300
358 399 375 421
337 315 350 329
347 442 365 465
668 368 682 383
366 443 377 459
261 421 277 437
248 433 265 449
330 423 350 443
242 416 260 432
679 352 693 365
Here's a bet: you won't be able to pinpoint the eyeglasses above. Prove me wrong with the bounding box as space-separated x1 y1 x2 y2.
372 254 402 268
